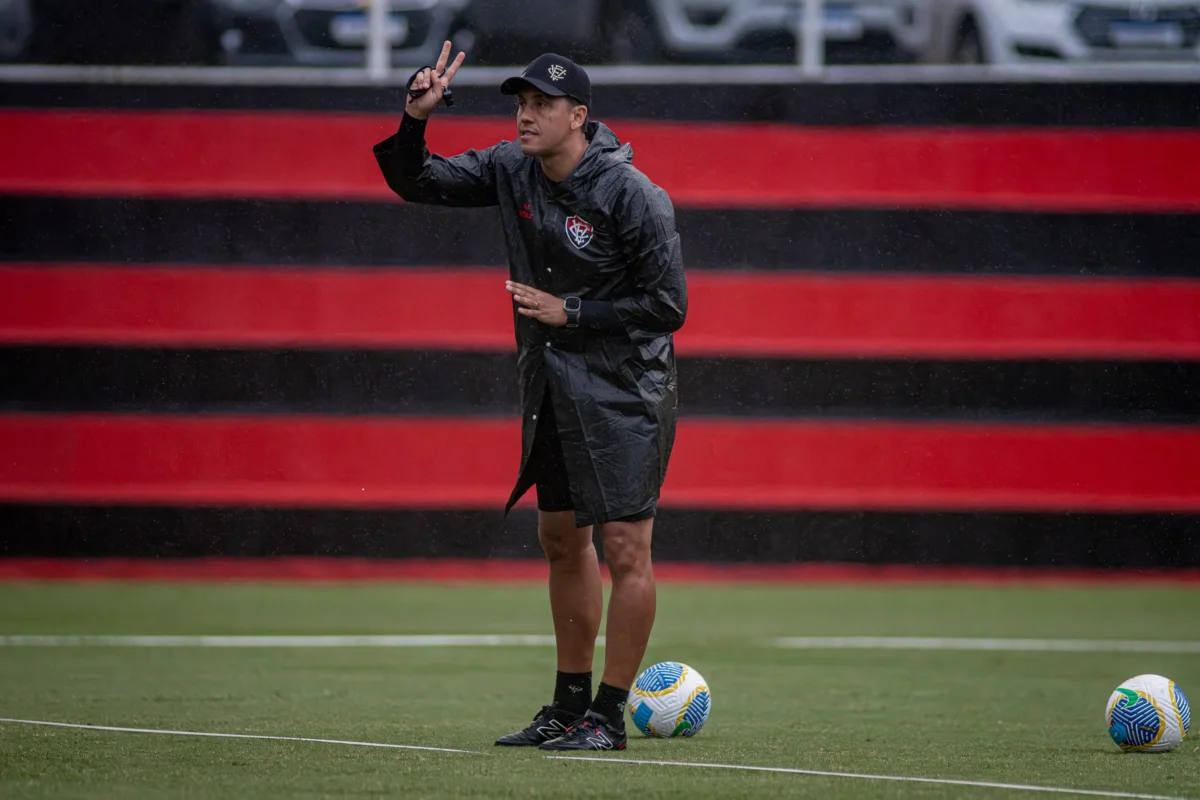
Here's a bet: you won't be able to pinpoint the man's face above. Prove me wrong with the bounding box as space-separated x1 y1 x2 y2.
515 87 583 156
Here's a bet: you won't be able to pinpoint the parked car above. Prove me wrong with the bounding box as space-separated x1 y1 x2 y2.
175 0 477 67
0 0 32 62
647 0 933 64
467 0 933 66
465 0 611 65
926 0 1200 64
25 0 185 65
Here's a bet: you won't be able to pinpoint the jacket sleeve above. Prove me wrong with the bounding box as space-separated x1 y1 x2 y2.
373 115 500 207
586 178 687 335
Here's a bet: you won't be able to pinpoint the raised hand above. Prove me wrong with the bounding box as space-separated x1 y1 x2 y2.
406 40 466 120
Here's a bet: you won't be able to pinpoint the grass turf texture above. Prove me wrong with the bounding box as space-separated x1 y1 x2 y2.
0 582 1197 799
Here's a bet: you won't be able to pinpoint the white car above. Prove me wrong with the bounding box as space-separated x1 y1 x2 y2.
179 0 476 67
648 0 934 64
928 0 1200 64
471 0 930 65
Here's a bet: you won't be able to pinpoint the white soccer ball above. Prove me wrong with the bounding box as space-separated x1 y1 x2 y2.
1106 674 1191 753
627 661 711 738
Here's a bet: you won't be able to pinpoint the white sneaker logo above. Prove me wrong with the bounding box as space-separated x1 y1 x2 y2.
548 64 567 81
535 718 569 738
584 728 614 749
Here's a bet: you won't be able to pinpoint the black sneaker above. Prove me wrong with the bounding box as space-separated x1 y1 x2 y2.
494 704 579 747
538 710 627 751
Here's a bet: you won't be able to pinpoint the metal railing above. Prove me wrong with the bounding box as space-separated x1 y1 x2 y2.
3 60 1200 86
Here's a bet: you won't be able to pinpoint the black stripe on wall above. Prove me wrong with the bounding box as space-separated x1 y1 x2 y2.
3 347 1199 422
3 197 1198 275
6 81 1200 127
2 505 1197 568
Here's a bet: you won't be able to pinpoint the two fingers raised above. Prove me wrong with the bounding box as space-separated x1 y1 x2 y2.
435 40 466 84
410 42 465 96
417 41 464 92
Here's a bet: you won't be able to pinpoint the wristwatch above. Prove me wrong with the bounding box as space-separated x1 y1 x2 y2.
563 296 581 328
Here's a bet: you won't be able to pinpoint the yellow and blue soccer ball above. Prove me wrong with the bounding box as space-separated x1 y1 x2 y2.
1106 674 1190 753
627 661 711 738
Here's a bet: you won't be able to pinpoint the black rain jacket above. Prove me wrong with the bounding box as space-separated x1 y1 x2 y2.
374 116 688 527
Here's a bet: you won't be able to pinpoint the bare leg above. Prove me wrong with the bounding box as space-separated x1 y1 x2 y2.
598 518 656 689
494 510 604 745
538 510 602 673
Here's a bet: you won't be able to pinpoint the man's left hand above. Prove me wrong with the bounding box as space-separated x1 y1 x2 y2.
507 281 567 327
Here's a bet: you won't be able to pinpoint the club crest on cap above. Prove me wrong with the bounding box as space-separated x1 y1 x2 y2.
548 64 567 81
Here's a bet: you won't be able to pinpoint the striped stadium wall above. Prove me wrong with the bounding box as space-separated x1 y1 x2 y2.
2 81 1199 568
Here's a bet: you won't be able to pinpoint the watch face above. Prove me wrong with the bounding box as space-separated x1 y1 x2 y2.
565 297 581 311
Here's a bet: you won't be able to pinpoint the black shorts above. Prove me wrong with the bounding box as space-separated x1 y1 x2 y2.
527 390 656 527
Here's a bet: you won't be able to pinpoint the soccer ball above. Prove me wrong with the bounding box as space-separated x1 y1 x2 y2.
1106 674 1191 753
627 661 711 738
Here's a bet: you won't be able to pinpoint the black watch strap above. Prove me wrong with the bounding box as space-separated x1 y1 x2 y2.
564 297 581 328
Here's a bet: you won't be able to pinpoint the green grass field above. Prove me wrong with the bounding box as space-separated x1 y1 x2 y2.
0 580 1197 799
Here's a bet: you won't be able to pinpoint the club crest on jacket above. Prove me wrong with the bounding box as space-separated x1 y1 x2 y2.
565 215 594 249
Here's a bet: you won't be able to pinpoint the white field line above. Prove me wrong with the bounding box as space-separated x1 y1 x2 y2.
0 634 604 647
2 719 1189 799
0 718 481 754
774 637 1200 654
549 756 1194 800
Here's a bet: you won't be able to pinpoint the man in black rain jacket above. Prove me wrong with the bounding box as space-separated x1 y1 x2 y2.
373 43 687 751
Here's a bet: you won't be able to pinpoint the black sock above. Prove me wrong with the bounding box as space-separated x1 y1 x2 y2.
554 671 591 715
589 682 628 727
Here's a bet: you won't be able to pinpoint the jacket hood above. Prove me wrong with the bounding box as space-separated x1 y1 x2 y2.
547 121 632 194
582 121 633 173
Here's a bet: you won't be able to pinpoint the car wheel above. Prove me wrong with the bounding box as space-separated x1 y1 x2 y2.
605 3 660 64
0 0 32 62
448 22 479 65
173 1 222 66
951 19 987 64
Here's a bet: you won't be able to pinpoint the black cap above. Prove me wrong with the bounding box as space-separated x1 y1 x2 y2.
500 53 591 108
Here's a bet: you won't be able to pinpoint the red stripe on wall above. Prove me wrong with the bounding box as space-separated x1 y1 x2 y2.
3 110 1199 211
1 414 1197 512
3 264 1198 360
